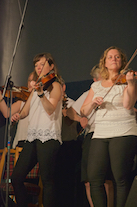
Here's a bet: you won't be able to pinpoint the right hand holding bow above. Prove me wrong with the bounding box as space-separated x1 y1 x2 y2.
11 113 20 122
92 97 103 107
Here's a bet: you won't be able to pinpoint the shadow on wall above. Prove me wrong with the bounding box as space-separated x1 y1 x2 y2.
66 79 93 101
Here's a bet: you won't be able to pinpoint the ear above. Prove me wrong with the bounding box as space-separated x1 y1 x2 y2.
62 84 66 92
50 64 54 70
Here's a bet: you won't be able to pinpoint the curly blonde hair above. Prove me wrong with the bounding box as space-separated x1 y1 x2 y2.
99 46 127 80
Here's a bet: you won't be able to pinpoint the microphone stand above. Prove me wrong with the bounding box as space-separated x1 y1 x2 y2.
1 1 29 206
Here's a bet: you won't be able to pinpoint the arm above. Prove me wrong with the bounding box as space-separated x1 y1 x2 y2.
123 71 137 109
67 107 81 122
11 90 34 122
38 81 62 115
0 91 22 118
80 88 103 117
67 107 88 129
0 91 9 117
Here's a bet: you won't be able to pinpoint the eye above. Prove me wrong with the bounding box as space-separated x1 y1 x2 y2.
116 55 120 59
108 56 112 59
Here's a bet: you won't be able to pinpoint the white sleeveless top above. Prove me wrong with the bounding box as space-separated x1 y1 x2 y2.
91 81 137 139
12 101 28 148
27 89 62 143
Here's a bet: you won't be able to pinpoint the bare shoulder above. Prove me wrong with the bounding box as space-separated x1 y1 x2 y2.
50 81 62 96
52 81 61 87
52 81 62 90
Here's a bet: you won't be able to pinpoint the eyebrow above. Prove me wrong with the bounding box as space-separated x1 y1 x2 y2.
107 54 120 56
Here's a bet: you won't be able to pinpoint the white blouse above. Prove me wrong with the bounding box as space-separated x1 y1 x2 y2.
91 81 137 139
27 89 62 143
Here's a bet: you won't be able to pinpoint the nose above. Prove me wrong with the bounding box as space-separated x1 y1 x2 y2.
38 64 42 69
112 56 116 61
36 65 43 73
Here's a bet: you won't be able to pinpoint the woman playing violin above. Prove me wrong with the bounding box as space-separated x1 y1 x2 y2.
0 72 34 118
81 46 137 207
0 72 34 148
11 53 63 207
12 72 35 148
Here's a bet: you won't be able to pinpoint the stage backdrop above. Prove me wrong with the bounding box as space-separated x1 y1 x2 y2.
0 0 137 87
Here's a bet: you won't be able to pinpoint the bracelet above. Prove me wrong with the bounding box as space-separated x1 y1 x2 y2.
37 93 44 98
0 98 4 102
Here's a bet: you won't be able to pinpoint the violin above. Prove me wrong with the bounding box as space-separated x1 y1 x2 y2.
11 70 57 125
0 86 30 102
0 71 56 102
35 70 56 91
112 70 137 85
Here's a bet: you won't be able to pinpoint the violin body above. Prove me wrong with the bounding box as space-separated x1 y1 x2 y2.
112 70 137 85
0 86 30 102
112 74 128 85
0 71 56 102
13 87 30 101
35 71 56 91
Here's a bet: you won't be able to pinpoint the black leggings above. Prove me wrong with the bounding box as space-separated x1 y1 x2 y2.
11 139 60 207
87 135 137 207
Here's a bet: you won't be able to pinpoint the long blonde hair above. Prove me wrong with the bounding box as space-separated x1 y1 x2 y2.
99 46 127 80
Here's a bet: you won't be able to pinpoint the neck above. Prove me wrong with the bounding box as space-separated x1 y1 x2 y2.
108 70 119 81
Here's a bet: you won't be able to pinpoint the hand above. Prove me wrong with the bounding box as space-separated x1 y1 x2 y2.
126 71 136 85
62 108 67 117
80 117 88 128
29 80 36 92
34 82 44 96
93 97 103 106
0 91 2 99
0 91 3 102
11 113 20 122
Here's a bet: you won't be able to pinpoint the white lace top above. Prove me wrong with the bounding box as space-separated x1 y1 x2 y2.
91 81 137 139
27 89 62 143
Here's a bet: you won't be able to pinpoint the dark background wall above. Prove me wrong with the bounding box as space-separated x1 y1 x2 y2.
0 0 137 86
0 0 137 147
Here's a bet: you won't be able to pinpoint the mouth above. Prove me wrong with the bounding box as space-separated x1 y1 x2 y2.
38 71 42 75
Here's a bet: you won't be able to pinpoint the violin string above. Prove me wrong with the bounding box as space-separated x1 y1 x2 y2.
19 87 29 92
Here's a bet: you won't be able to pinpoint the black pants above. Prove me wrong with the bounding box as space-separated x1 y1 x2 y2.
87 135 137 207
11 139 60 207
